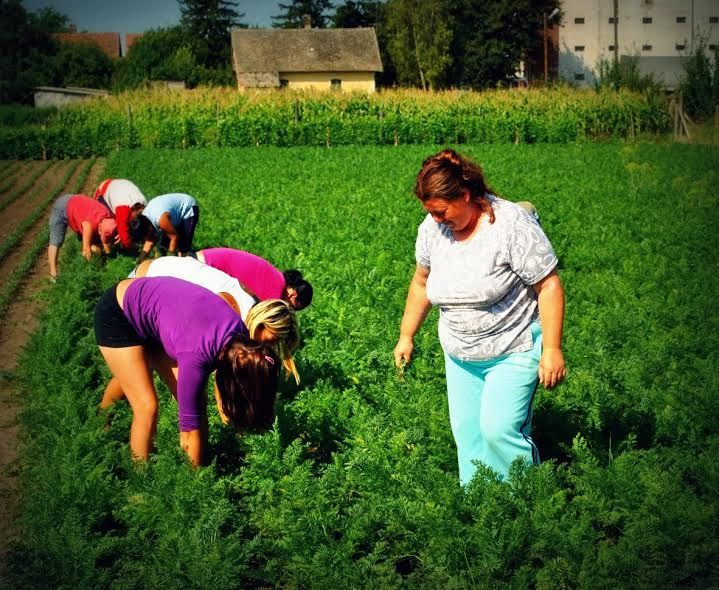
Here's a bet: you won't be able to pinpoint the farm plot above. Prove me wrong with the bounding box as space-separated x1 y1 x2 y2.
0 156 104 574
6 144 719 588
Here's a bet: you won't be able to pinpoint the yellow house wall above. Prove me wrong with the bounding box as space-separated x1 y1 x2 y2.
279 71 376 92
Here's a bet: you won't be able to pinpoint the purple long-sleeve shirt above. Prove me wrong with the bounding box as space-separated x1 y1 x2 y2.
122 276 247 431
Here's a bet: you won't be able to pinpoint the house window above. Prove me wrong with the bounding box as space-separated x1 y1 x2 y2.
574 73 585 80
642 17 653 24
608 44 616 51
710 44 718 51
279 79 289 89
574 17 585 24
331 78 342 91
710 17 718 24
574 45 585 51
608 17 615 24
642 44 652 51
676 43 685 50
676 16 686 23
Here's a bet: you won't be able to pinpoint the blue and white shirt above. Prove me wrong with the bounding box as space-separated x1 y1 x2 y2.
142 193 197 230
416 195 557 361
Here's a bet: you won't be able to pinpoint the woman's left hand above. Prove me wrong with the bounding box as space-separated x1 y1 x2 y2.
538 348 566 389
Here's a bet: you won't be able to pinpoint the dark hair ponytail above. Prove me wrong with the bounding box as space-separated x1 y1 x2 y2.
215 334 279 431
283 269 313 309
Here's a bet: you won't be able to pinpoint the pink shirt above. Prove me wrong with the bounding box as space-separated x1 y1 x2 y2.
202 248 285 300
66 195 115 239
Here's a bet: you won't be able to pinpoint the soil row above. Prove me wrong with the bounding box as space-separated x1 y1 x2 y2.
0 158 105 576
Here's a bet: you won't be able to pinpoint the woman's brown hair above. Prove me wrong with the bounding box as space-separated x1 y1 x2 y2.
414 148 496 223
215 334 280 431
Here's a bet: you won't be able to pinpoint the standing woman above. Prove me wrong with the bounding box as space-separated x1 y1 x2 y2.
136 193 199 261
95 276 279 466
393 149 566 484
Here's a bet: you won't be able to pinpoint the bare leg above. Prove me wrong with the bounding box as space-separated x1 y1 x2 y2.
100 376 126 409
48 245 60 278
99 345 158 461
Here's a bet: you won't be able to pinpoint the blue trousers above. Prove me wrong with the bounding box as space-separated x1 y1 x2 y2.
444 322 541 484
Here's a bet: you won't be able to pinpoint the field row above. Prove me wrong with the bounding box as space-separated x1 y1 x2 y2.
7 144 719 588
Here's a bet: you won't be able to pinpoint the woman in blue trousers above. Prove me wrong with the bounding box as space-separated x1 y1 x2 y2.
393 149 566 485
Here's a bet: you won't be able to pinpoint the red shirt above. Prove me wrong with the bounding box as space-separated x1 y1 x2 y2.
66 195 113 236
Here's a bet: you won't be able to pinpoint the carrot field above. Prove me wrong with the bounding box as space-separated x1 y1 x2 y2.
4 142 719 588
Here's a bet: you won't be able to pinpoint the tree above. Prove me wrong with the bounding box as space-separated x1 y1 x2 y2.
680 39 715 120
451 0 559 88
0 0 65 103
384 0 453 90
178 0 244 68
332 0 380 28
272 0 334 29
114 26 193 89
54 41 114 89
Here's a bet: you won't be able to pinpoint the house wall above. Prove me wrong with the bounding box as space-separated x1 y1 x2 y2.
559 0 719 86
33 89 108 109
278 71 376 92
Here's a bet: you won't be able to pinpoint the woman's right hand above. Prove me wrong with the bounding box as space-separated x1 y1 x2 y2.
393 335 414 367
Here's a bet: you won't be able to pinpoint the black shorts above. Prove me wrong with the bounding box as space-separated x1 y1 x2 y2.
94 285 146 348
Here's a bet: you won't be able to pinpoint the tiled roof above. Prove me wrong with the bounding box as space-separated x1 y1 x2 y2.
231 27 383 73
54 32 121 59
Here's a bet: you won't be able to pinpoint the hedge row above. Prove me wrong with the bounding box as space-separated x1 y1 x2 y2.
0 87 670 159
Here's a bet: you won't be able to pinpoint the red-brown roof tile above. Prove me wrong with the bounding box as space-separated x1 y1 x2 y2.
54 32 121 59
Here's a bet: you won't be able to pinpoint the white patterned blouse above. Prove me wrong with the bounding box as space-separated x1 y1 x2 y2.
415 195 558 361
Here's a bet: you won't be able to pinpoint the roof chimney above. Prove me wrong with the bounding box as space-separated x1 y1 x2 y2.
302 14 311 29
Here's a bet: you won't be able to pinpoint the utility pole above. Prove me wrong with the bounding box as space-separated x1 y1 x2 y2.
613 0 618 64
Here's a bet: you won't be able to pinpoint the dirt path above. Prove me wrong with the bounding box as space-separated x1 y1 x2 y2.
0 158 104 577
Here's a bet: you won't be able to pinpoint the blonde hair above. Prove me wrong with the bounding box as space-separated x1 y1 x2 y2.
245 299 300 384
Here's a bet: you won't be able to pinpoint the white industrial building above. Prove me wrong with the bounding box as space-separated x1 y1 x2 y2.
558 0 719 89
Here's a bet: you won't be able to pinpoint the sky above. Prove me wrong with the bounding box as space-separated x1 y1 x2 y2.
22 0 282 51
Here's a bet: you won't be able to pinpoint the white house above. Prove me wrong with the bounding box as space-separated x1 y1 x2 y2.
559 0 719 88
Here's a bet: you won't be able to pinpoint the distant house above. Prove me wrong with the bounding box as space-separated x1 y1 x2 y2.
230 24 383 92
54 31 122 59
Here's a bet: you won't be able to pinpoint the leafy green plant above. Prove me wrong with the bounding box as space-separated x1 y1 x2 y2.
7 143 719 588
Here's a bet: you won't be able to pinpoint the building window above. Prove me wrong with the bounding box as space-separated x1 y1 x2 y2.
675 43 685 50
574 45 585 51
676 16 686 23
574 17 585 24
279 79 289 89
710 17 718 23
710 44 718 51
642 44 652 51
574 73 585 81
608 17 615 24
642 17 653 24
608 44 616 51
331 78 342 91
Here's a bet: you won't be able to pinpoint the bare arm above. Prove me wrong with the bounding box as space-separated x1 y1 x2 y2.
533 269 566 389
158 212 178 254
393 265 432 367
180 426 207 467
99 228 112 254
80 221 94 260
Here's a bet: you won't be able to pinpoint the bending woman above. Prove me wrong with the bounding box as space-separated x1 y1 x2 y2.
393 149 566 484
95 276 279 466
196 248 313 311
132 256 301 383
